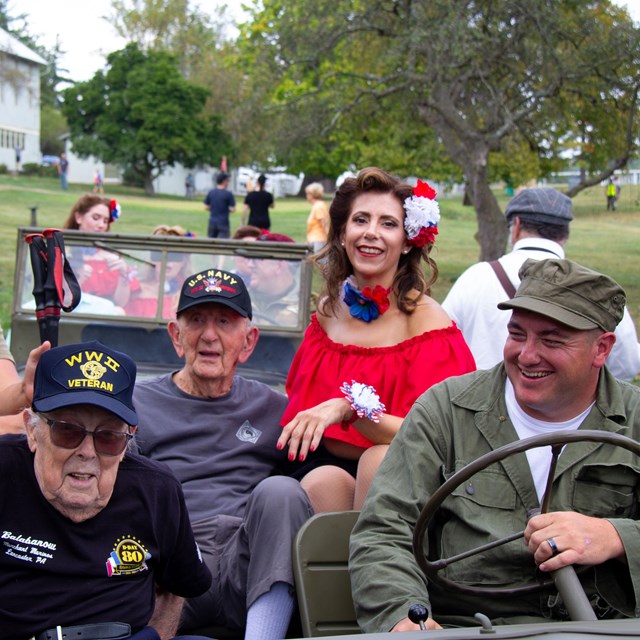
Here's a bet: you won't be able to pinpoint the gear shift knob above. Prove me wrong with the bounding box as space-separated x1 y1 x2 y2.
408 603 429 630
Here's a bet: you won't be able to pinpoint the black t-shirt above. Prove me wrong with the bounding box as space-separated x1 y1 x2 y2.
0 435 211 640
244 190 274 229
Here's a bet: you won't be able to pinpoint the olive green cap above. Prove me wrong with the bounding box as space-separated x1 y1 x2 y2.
497 258 626 332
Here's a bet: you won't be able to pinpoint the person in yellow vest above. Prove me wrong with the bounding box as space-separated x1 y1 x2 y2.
606 177 617 211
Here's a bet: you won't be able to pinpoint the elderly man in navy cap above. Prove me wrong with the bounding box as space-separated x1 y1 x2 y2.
133 268 313 639
442 187 640 380
0 341 211 640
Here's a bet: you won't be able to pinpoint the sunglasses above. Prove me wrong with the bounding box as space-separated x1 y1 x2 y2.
40 416 133 456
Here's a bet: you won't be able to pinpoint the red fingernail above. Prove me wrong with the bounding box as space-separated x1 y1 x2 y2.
276 442 283 450
309 444 316 452
288 453 295 461
299 454 306 462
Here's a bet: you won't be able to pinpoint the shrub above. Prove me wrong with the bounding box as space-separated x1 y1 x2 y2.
21 162 40 176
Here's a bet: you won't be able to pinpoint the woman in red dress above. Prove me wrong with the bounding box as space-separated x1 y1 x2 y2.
279 167 476 512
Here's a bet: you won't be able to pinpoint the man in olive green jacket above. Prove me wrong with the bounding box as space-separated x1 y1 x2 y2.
350 258 640 632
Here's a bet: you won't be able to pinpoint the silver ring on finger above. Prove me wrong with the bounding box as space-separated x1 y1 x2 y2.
546 537 559 556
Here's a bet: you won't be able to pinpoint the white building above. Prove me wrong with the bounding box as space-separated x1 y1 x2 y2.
0 27 46 170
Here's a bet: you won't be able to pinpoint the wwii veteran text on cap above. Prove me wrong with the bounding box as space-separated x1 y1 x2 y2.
498 258 626 332
32 340 138 425
505 187 573 226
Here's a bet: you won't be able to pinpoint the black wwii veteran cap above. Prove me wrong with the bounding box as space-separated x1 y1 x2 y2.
505 187 573 226
497 258 626 332
177 268 252 319
32 341 137 425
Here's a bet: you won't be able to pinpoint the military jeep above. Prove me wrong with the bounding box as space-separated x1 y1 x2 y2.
10 226 313 387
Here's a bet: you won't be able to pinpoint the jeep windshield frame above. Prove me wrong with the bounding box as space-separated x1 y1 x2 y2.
11 227 313 387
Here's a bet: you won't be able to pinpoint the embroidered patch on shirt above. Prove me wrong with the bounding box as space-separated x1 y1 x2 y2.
236 421 262 444
106 536 151 576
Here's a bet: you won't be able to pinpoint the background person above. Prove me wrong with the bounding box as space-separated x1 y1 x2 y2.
243 174 274 229
442 187 640 380
350 258 640 631
304 182 330 252
231 225 263 284
57 152 69 190
606 177 617 211
63 194 135 308
0 340 211 640
124 224 194 319
248 232 300 326
203 171 236 238
279 167 476 512
133 269 313 640
93 167 104 194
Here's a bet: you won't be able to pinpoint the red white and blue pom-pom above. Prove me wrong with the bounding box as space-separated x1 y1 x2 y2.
109 199 122 223
340 380 386 423
343 278 391 323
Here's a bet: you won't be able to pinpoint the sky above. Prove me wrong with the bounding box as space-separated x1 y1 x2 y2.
13 0 640 83
12 0 243 81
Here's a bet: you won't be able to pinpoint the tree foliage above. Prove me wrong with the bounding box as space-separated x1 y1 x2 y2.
106 0 261 169
240 0 640 259
62 43 232 194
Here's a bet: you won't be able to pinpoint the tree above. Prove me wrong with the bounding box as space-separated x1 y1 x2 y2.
241 0 640 259
107 0 269 170
62 43 232 195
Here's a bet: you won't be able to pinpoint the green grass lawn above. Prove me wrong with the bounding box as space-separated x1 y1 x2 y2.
1 174 639 337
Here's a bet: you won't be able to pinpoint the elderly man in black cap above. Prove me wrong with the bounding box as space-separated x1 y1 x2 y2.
133 268 313 639
0 341 211 640
351 258 640 631
442 187 640 380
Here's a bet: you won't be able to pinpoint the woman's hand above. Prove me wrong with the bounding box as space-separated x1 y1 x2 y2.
278 397 353 461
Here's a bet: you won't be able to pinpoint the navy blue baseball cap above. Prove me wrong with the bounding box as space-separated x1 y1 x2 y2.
177 268 252 319
32 341 138 425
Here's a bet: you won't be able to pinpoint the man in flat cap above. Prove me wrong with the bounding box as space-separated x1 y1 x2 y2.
442 187 640 380
133 269 312 639
351 258 640 631
0 341 211 640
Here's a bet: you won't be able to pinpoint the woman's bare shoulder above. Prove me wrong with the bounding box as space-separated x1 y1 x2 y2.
409 294 454 333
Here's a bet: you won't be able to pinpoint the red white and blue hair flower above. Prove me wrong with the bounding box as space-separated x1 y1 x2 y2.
403 179 440 248
109 199 122 223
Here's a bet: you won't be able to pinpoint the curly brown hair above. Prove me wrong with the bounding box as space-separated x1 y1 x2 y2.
62 194 112 230
313 167 438 316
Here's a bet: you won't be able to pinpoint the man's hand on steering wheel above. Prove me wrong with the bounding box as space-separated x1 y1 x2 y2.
524 511 626 572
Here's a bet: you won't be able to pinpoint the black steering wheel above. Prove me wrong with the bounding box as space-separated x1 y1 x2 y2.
413 429 640 599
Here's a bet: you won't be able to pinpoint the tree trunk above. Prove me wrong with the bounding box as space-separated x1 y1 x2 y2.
144 173 156 196
447 140 508 260
420 105 508 261
466 165 508 261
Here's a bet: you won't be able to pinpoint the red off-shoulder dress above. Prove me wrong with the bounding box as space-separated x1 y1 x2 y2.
282 314 476 449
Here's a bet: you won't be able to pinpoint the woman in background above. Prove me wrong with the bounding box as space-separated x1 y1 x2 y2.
243 174 275 230
280 167 475 512
63 194 133 308
305 182 330 252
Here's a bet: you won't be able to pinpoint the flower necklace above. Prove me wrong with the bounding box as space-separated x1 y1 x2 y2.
342 277 391 323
